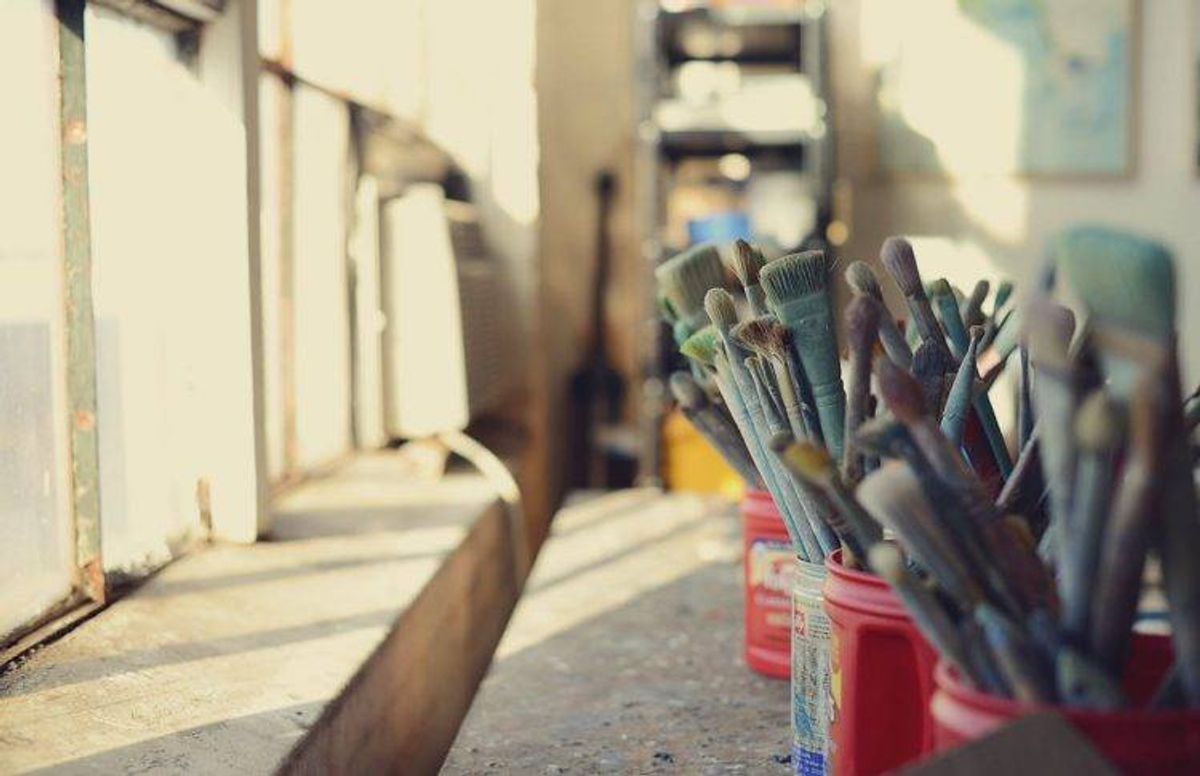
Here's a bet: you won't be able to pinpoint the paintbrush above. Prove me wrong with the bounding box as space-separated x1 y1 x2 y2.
911 339 952 418
875 357 1056 616
775 438 883 562
843 295 881 484
773 320 823 443
669 371 760 487
1017 345 1034 450
995 430 1043 517
845 260 913 369
932 279 1013 477
747 354 787 428
857 462 986 611
871 543 975 679
746 360 840 556
655 243 726 334
1060 392 1123 649
961 279 991 329
729 239 769 316
760 250 847 460
1090 377 1166 673
701 295 819 559
880 237 954 364
1024 297 1079 562
941 326 984 447
977 308 1021 382
732 317 807 441
1057 225 1200 706
992 280 1014 317
974 603 1055 703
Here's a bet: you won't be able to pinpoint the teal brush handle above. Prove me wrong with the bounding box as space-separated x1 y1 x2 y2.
937 294 1013 477
775 293 846 461
717 365 819 560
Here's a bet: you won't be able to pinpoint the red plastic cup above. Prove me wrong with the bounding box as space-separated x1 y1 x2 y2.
824 548 938 775
742 489 794 679
931 632 1200 774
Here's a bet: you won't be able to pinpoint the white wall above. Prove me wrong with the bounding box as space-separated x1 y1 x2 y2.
832 0 1200 384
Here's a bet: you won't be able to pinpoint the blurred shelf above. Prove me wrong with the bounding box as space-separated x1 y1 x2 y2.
660 4 809 27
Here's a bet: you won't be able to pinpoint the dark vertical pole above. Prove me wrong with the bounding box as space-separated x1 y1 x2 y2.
56 0 104 603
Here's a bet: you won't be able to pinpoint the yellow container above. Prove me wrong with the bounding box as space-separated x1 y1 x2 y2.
662 408 743 498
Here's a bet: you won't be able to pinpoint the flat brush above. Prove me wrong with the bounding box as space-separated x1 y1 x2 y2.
843 295 881 484
880 237 954 365
940 326 984 448
656 243 726 334
1057 226 1200 705
729 239 769 316
858 462 985 611
845 260 912 369
775 438 883 564
932 279 1012 478
670 371 760 487
961 279 990 329
732 317 807 441
871 543 974 679
761 251 847 460
1060 392 1122 648
1090 377 1165 673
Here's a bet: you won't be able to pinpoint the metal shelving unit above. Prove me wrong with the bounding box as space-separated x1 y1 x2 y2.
633 0 834 485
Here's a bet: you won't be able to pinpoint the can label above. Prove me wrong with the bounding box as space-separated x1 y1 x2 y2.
746 539 795 648
792 583 831 775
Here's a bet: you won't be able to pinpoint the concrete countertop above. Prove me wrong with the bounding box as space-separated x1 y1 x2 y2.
444 489 792 775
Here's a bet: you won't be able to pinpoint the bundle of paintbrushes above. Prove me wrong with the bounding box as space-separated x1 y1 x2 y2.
851 226 1199 711
659 227 1200 710
657 235 1018 566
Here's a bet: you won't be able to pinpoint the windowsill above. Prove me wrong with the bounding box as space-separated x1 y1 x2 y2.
0 452 504 774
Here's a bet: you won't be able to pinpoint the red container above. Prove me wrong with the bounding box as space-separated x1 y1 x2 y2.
742 489 795 679
932 633 1200 774
824 549 938 775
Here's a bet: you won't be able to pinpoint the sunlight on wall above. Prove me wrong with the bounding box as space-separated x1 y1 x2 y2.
864 0 1024 174
0 0 74 636
291 85 353 468
87 6 258 570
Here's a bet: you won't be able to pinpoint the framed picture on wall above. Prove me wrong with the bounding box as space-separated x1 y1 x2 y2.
865 0 1135 177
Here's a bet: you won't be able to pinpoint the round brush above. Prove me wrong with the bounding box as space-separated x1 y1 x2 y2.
845 260 913 369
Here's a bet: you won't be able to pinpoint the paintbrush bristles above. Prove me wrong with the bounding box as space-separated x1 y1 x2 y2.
845 260 884 302
845 294 882 356
1056 226 1176 339
730 239 765 288
680 326 720 367
731 317 776 355
962 280 990 327
760 250 830 305
881 237 923 297
704 287 740 333
656 244 726 328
